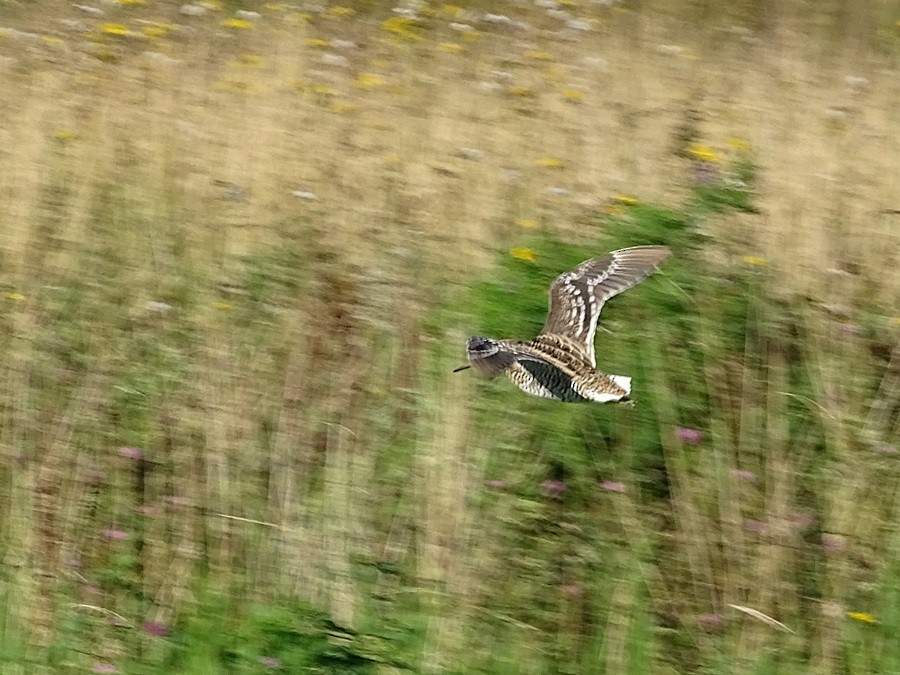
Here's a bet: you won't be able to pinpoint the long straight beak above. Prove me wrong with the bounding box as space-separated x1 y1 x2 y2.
452 365 471 373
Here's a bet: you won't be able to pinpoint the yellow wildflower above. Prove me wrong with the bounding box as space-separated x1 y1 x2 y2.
329 100 358 113
304 38 330 48
847 612 877 624
214 80 252 92
613 195 639 206
118 0 145 4
142 24 172 39
312 84 336 96
515 218 539 229
562 88 584 102
889 317 900 327
42 35 64 46
525 50 552 61
200 0 223 9
688 144 719 163
507 86 532 97
742 255 766 267
213 301 233 311
221 18 253 29
439 42 462 53
602 204 625 216
727 137 751 151
264 2 286 10
355 73 384 90
92 47 119 63
381 16 421 41
99 23 130 36
232 53 265 68
328 6 354 18
545 66 566 83
536 158 564 168
4 292 26 302
442 4 463 14
52 130 77 142
510 247 537 262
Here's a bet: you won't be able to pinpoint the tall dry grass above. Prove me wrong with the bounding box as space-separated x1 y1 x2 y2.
0 0 897 672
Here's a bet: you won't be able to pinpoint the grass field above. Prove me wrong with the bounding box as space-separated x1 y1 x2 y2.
0 0 898 673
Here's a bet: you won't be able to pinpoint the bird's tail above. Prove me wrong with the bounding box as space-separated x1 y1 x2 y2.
610 375 632 395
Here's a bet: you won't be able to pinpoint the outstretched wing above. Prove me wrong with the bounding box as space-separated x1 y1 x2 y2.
539 246 671 366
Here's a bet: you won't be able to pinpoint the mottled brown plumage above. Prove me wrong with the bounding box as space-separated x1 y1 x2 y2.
463 246 671 403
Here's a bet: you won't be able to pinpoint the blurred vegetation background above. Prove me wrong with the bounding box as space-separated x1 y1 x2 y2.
0 0 897 673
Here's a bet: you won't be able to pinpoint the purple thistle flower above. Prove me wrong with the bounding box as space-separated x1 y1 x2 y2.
540 479 567 498
560 584 585 599
788 511 816 530
821 533 846 556
142 619 168 637
91 663 119 674
102 528 128 541
698 613 725 632
118 446 144 460
835 322 861 335
483 479 509 490
600 481 625 492
731 469 755 482
693 162 719 185
675 427 703 444
744 519 766 534
260 656 283 669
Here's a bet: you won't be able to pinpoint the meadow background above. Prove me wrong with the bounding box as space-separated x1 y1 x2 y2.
0 0 898 673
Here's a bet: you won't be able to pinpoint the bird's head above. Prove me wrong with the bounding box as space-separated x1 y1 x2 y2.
453 336 507 376
456 336 507 377
466 336 500 359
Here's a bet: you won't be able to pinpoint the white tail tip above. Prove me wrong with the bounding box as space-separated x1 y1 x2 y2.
610 375 632 394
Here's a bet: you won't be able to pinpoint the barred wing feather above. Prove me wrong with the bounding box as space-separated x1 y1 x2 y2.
539 246 671 366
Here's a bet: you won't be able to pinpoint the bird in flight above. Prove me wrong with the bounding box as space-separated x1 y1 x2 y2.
455 245 671 403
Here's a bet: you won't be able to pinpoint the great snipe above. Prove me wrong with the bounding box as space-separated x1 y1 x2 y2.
456 245 671 403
